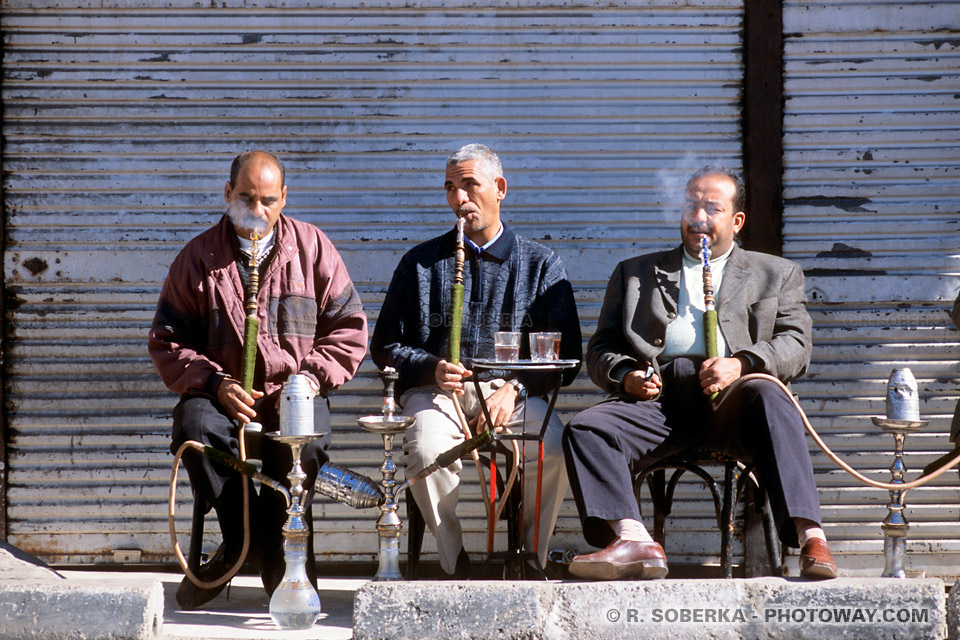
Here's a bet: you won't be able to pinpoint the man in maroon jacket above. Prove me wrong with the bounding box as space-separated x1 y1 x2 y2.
149 151 367 609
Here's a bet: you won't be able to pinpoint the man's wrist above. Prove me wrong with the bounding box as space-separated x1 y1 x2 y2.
506 378 526 400
610 362 635 394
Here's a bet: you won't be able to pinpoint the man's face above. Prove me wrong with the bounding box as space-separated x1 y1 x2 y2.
224 156 286 239
680 173 745 258
444 158 506 244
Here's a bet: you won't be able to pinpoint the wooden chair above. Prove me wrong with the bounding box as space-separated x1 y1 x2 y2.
633 447 782 578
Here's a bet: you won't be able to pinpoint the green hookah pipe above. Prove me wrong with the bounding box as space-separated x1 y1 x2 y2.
241 233 260 394
449 217 466 365
700 236 719 402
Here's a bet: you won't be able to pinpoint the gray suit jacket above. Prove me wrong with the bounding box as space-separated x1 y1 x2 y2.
587 244 813 394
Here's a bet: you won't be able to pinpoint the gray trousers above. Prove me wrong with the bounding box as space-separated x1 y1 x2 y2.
400 381 568 573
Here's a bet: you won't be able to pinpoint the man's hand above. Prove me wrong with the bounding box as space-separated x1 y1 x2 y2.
471 383 518 432
216 377 263 424
698 357 743 396
622 369 662 400
434 359 473 395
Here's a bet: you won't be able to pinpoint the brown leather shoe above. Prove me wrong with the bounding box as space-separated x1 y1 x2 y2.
568 538 669 580
799 538 838 580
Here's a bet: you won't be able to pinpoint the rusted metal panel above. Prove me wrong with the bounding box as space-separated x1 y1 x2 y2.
2 1 743 565
783 1 960 577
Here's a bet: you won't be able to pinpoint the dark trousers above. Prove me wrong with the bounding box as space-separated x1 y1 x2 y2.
563 357 821 550
171 393 330 565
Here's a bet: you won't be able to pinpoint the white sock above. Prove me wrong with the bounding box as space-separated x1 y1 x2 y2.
609 518 653 543
797 521 826 547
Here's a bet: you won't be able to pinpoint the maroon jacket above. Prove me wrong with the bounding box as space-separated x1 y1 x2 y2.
148 214 367 399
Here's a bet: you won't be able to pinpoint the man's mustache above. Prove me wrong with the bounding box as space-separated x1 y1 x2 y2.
687 224 712 234
227 202 268 234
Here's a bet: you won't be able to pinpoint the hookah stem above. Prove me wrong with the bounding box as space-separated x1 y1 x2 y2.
241 233 260 395
700 237 719 402
449 217 466 365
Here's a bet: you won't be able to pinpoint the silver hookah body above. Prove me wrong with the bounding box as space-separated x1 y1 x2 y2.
878 367 922 579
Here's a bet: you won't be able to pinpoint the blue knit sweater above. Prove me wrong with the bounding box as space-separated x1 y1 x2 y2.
371 222 582 397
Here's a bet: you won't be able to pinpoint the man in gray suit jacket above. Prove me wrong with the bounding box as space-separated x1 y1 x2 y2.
562 166 837 581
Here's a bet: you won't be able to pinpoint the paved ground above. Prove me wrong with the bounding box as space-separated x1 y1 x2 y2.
59 570 364 640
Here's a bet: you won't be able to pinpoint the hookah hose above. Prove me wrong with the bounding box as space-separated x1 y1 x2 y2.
168 233 261 588
700 237 719 402
696 238 960 488
716 373 960 494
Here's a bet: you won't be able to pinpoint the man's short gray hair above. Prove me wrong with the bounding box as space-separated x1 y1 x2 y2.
446 143 503 182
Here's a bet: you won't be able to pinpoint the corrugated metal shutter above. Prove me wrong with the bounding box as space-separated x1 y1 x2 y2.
783 0 960 577
2 1 743 565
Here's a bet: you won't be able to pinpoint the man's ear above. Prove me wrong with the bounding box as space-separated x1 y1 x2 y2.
496 176 507 201
224 180 233 204
733 210 746 234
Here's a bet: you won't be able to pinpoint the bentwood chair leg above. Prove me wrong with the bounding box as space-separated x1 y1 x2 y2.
720 463 739 579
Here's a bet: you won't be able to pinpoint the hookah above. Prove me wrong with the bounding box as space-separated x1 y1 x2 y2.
355 367 415 581
871 368 926 578
350 366 493 580
265 374 325 629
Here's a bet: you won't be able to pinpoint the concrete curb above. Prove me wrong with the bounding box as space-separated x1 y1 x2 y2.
947 578 960 640
0 579 164 640
1 550 164 640
354 578 947 640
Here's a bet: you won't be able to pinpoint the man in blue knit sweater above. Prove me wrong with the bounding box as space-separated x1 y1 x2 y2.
370 144 581 576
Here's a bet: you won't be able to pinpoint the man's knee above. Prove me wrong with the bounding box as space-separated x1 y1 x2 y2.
404 412 464 468
171 395 234 451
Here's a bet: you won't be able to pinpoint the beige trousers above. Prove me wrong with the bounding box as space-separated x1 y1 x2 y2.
400 381 568 574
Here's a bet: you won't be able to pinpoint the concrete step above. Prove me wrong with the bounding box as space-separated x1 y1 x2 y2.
355 577 949 640
0 549 164 639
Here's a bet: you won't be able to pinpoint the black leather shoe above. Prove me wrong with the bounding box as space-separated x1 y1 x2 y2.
176 544 233 610
568 538 669 581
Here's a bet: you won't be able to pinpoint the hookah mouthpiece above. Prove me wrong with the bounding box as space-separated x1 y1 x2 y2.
315 462 385 509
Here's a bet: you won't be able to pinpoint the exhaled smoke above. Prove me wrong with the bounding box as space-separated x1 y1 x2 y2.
655 152 740 224
227 199 269 237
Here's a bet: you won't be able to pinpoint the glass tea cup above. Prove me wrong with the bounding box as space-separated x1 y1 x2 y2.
530 332 561 361
493 331 522 362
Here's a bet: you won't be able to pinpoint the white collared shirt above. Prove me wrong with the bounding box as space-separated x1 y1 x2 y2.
463 222 504 255
661 244 734 360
